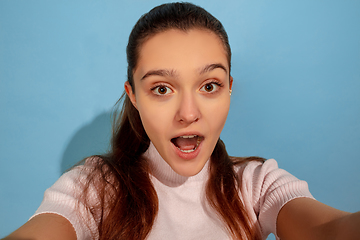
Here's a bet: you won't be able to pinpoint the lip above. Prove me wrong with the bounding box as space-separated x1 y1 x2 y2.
171 131 204 139
170 132 204 160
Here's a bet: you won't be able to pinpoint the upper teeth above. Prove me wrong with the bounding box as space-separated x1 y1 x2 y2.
180 135 197 138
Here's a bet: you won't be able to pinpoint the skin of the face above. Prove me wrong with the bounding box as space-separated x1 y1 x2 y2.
125 29 233 177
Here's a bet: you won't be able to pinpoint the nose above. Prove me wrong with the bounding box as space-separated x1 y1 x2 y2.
175 92 201 124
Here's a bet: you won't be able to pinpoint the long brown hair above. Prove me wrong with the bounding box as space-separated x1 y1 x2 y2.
81 3 264 239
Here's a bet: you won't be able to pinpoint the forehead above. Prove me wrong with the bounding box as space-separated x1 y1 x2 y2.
133 29 229 79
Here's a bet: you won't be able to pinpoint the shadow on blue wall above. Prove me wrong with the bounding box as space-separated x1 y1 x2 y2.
60 112 112 173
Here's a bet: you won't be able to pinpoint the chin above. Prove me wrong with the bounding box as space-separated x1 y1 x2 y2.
171 158 208 177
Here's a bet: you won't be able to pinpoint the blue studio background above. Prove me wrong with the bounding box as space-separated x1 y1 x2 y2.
1 1 359 239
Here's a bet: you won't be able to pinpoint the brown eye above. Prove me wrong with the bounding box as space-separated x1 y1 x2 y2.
200 82 220 93
204 84 214 92
158 86 167 94
152 85 172 96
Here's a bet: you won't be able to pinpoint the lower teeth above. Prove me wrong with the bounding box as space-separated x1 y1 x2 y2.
178 148 196 153
177 137 202 153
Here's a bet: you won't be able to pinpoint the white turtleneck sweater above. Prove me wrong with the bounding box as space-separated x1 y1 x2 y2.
31 143 314 239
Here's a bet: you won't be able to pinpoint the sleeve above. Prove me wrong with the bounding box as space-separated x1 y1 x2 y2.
29 160 100 240
240 159 315 239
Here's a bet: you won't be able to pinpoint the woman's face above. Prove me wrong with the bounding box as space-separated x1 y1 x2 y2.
126 29 232 176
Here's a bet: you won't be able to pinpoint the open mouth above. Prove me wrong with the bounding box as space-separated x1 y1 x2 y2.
171 135 204 153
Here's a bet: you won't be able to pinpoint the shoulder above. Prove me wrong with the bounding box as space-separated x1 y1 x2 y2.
234 158 312 201
64 156 116 186
233 157 280 185
233 158 314 237
38 156 108 206
30 157 107 239
234 158 292 182
54 156 104 189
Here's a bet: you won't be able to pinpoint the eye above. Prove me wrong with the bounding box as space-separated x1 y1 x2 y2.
152 85 173 96
200 82 221 93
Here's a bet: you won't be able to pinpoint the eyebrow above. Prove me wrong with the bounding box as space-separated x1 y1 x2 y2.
199 63 228 75
140 69 178 81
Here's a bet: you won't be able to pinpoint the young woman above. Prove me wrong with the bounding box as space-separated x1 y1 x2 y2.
4 2 359 240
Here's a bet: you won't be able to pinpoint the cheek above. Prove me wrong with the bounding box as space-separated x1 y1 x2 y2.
137 101 172 140
206 98 230 133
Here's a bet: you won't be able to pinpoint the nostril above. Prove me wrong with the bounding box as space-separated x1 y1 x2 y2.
177 116 199 123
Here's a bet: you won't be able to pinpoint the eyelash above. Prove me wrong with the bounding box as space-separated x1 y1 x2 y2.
200 80 224 94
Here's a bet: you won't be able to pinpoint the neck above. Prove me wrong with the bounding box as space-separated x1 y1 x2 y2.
143 142 210 187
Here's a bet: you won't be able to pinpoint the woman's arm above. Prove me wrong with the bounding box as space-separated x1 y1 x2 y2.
2 213 76 240
277 197 360 240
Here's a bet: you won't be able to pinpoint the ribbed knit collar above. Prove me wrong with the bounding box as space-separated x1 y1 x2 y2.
143 142 210 187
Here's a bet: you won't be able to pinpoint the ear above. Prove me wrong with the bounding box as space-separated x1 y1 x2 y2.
124 81 137 109
229 76 233 90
